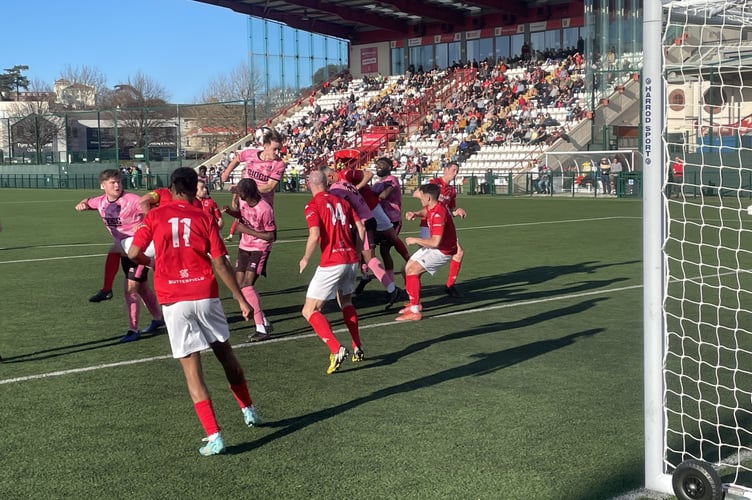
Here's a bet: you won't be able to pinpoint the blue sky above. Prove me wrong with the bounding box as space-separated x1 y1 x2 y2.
1 0 250 103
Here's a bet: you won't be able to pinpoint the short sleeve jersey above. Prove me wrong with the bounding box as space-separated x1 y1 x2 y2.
200 197 222 221
304 192 360 267
85 191 144 243
132 200 226 304
373 175 402 223
238 148 286 206
150 187 173 204
427 202 458 256
420 177 457 227
329 181 373 222
238 198 276 252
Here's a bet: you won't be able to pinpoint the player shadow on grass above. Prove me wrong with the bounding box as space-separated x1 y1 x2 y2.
223 325 603 455
352 259 639 315
0 332 161 363
364 297 608 369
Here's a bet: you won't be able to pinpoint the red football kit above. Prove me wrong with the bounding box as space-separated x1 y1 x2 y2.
427 202 458 256
420 177 457 228
304 192 360 267
132 199 227 304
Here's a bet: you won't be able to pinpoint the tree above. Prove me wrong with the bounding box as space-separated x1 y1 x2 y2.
7 79 64 163
57 64 109 108
102 71 173 158
0 65 30 101
193 62 264 153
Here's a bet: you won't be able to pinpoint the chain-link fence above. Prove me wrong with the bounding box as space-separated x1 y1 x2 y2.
0 95 307 168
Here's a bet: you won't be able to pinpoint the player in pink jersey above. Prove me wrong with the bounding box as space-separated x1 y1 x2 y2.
222 179 276 342
371 157 404 291
300 170 366 374
324 167 402 308
75 169 164 342
221 129 286 240
128 167 261 456
397 183 458 322
412 161 467 298
346 166 411 297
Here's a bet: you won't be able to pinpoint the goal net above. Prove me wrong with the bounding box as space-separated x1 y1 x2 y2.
646 0 752 495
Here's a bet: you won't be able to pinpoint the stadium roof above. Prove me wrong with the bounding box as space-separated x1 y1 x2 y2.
195 0 578 44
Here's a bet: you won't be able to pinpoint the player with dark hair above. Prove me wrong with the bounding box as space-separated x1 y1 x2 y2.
398 183 458 321
300 170 366 374
371 157 403 288
75 169 164 341
222 178 276 341
410 161 466 297
128 166 261 456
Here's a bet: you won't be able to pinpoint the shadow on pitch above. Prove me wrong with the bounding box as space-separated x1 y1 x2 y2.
347 259 638 321
0 332 165 363
223 301 604 455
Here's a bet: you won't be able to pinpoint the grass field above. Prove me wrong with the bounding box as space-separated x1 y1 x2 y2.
0 188 647 499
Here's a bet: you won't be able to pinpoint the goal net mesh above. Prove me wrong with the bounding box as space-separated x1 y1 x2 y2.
663 0 752 485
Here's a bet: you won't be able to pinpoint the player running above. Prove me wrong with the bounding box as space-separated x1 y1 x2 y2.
127 167 261 456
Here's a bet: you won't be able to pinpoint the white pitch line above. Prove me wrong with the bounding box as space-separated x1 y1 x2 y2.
0 216 641 265
0 282 643 386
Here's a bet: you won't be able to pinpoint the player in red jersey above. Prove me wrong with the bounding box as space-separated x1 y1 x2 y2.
300 170 366 374
412 161 466 297
397 183 458 321
128 167 261 456
221 129 286 241
222 178 276 342
75 169 164 341
197 179 223 231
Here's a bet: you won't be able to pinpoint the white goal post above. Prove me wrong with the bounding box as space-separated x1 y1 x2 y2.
646 1 752 498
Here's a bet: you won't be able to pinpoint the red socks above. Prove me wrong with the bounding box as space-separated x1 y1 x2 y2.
194 399 219 436
103 252 120 291
307 311 339 353
230 380 253 408
446 259 462 288
342 305 361 348
405 274 421 305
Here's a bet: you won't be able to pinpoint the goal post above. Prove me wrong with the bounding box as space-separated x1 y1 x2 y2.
642 0 669 493
646 1 752 497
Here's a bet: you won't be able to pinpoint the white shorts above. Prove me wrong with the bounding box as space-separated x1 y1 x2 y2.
372 204 393 232
120 236 155 258
409 247 453 275
306 263 358 300
163 298 231 358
